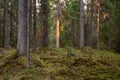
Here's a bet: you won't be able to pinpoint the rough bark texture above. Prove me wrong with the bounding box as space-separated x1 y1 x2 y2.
41 0 49 48
5 0 9 49
17 0 28 56
27 0 30 67
80 0 84 49
87 0 94 47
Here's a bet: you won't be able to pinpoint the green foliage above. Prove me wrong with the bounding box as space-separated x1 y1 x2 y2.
100 0 120 52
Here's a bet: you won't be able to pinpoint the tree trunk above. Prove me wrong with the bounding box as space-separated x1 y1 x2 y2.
5 0 9 49
87 0 94 47
27 0 31 67
10 15 14 47
41 0 49 48
33 0 36 51
29 0 33 50
80 0 84 49
56 0 60 48
96 0 100 49
17 0 28 56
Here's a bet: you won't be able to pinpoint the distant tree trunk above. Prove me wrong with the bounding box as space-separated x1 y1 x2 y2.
10 15 14 47
17 0 28 56
80 0 84 49
39 7 43 49
96 0 100 49
41 0 49 48
27 0 30 67
0 2 5 47
56 0 60 48
28 0 33 50
5 0 9 49
33 0 36 51
87 0 94 47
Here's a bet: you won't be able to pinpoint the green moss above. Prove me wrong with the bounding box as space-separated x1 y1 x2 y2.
1 48 120 80
0 50 16 67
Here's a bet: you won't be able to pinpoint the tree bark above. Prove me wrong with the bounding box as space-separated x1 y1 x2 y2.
80 0 85 49
17 0 28 56
41 0 49 48
27 0 31 67
33 0 37 51
56 0 60 48
5 0 9 49
87 0 94 47
96 0 100 49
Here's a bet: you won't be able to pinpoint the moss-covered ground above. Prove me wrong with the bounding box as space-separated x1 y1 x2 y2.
0 47 120 80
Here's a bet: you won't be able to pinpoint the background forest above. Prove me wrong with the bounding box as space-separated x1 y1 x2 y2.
0 0 120 52
0 0 120 80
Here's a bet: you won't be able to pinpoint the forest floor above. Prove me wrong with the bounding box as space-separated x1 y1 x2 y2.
0 47 120 80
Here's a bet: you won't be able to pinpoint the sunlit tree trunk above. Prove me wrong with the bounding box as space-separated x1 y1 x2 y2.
80 0 84 49
56 0 60 48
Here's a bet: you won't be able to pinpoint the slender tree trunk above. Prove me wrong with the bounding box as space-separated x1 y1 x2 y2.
17 0 28 56
0 5 4 47
5 0 9 49
28 0 33 50
80 0 84 49
56 17 60 48
96 0 100 49
56 0 60 48
10 15 14 47
27 0 30 67
33 0 36 51
40 0 44 49
39 8 43 49
41 0 49 48
87 0 94 47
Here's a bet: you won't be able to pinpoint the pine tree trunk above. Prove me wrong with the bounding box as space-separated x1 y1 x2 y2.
29 0 33 50
5 0 9 49
96 0 100 49
41 0 49 48
80 0 84 49
17 0 28 56
27 0 31 67
87 0 94 47
33 0 36 51
56 0 60 48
